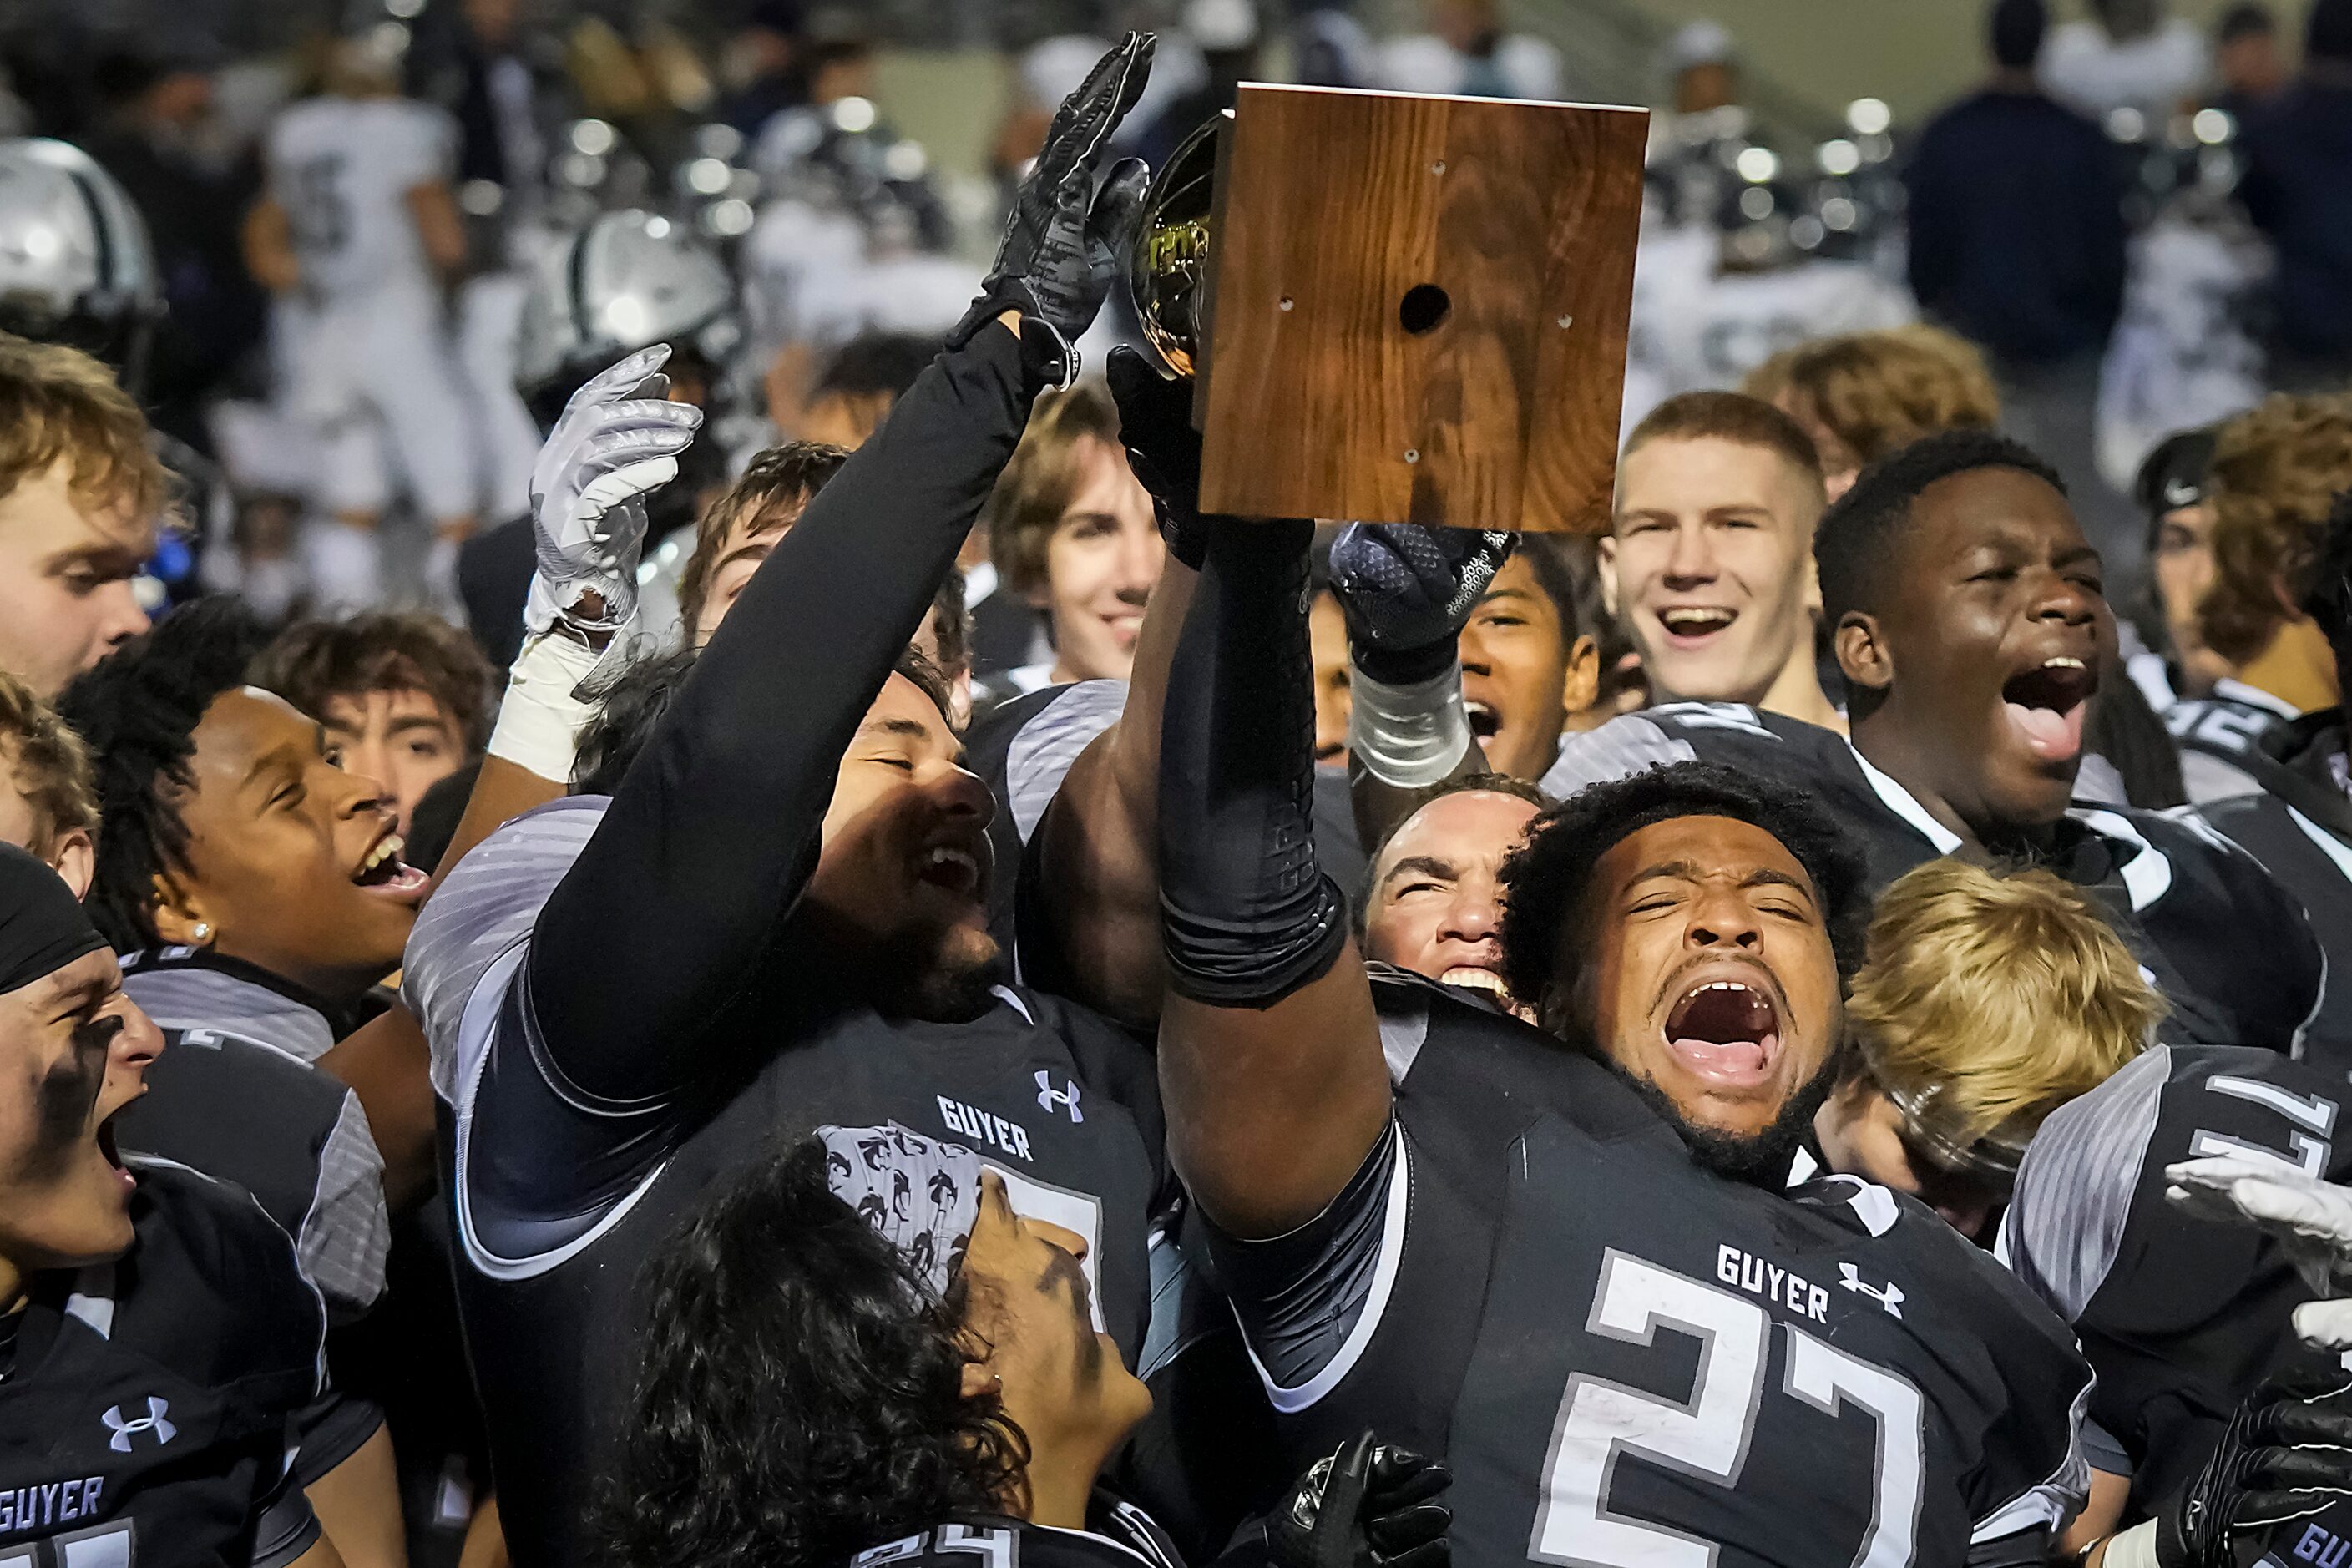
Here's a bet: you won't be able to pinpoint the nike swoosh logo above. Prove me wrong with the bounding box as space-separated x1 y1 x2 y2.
2164 478 2200 508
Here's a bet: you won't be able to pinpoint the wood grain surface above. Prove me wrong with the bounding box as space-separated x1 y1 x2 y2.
1196 83 1646 534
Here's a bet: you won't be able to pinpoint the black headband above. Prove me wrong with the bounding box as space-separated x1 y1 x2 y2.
0 842 108 997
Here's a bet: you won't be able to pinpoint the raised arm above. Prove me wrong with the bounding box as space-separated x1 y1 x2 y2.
529 35 1156 1108
1156 517 1392 1239
1026 346 1201 1026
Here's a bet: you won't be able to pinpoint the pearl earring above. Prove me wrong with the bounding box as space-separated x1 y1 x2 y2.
191 922 211 943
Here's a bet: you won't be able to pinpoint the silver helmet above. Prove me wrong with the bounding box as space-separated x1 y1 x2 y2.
514 209 738 397
0 139 163 387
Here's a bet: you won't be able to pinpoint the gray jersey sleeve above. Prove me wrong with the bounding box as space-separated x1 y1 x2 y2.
1004 679 1128 843
301 1090 391 1321
1998 1044 2172 1323
1538 714 1698 802
403 795 607 1104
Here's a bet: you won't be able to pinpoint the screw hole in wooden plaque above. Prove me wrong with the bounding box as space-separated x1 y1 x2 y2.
1398 283 1450 336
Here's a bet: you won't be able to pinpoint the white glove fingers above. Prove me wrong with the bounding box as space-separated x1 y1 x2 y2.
565 345 674 417
2295 1298 2352 1353
572 428 700 481
571 400 703 440
578 456 680 514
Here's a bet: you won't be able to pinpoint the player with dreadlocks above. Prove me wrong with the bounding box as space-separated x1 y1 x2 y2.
57 598 424 1568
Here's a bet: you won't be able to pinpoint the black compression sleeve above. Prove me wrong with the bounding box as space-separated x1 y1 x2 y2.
1157 518 1348 1005
528 323 1044 1105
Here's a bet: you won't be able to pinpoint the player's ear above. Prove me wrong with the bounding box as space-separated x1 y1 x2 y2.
47 828 94 903
1803 552 1823 618
148 874 215 949
1561 635 1601 717
1834 610 1893 695
1596 537 1620 616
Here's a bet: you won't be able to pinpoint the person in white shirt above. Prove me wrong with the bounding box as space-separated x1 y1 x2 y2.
245 29 477 615
2041 0 2209 127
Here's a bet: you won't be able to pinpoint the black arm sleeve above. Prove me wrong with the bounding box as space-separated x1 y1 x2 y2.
525 323 1041 1106
1157 518 1348 1005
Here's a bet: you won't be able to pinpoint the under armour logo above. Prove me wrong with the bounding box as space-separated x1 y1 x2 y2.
1839 1262 1904 1318
1034 1071 1084 1122
102 1397 175 1452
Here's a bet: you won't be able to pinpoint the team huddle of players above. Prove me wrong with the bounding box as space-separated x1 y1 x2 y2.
16 28 2352 1568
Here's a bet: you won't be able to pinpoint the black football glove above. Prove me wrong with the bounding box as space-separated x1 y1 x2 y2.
1105 344 1206 569
1267 1430 1451 1568
949 33 1155 379
2156 1368 2352 1568
1328 524 1515 686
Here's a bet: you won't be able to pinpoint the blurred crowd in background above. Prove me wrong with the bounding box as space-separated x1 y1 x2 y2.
0 0 2344 655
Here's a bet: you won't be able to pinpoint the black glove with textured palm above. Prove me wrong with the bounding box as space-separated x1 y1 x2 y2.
1328 524 1515 685
1106 344 1206 569
949 33 1155 373
1267 1430 1451 1568
2156 1368 2352 1568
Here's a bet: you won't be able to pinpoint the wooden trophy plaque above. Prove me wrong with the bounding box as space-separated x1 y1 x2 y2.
1193 83 1647 535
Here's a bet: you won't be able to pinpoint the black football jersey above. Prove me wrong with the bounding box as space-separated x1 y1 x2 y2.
846 1509 1183 1568
2192 714 2352 1073
1209 971 2092 1568
417 797 1173 1568
0 1160 326 1568
2004 1043 2352 1522
2165 683 2303 805
1544 702 2327 1051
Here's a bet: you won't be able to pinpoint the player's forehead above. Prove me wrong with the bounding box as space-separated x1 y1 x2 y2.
1 947 115 1021
1908 466 2089 569
859 674 959 756
1377 792 1540 883
1591 815 1815 898
190 688 322 787
1616 435 1807 523
321 685 457 735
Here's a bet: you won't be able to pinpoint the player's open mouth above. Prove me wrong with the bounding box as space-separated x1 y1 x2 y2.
2000 655 2097 764
1662 975 1783 1087
916 840 986 899
1657 606 1737 648
98 1118 133 1195
1440 965 1509 997
352 832 429 901
1463 700 1500 741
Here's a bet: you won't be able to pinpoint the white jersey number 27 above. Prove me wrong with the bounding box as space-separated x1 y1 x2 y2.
1532 1250 1924 1568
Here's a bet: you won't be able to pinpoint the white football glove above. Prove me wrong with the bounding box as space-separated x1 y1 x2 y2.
524 344 703 639
2168 1156 2352 1351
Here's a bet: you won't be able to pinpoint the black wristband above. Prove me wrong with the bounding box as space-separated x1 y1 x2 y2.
1353 636 1459 689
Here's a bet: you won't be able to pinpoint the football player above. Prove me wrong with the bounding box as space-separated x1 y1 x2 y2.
1814 857 2162 1242
0 842 332 1568
246 27 477 610
252 611 494 837
601 1126 1449 1568
401 41 1174 1568
1357 774 1547 1017
2006 1044 2352 1566
0 335 158 697
1154 494 2092 1565
2192 490 2352 1069
1535 430 2324 1054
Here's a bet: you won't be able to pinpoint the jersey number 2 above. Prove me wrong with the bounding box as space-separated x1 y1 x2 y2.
1533 1251 1924 1568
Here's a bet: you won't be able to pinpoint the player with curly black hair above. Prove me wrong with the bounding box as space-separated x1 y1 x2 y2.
1151 491 2094 1567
